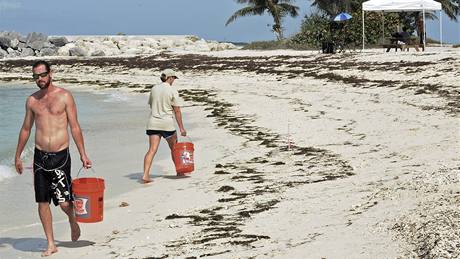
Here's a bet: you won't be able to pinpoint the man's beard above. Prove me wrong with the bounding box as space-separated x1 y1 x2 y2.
37 79 51 89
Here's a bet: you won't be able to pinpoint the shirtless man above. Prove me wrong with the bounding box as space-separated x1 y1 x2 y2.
15 60 92 257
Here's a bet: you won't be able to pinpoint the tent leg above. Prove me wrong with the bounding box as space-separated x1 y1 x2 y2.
382 12 385 44
440 11 443 47
423 9 426 50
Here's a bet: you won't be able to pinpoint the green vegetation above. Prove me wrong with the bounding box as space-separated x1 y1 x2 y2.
226 0 299 40
186 35 200 42
426 38 441 44
229 0 459 50
454 44 460 48
285 10 399 49
242 40 314 50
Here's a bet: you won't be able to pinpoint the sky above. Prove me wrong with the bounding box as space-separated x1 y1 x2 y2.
0 0 459 44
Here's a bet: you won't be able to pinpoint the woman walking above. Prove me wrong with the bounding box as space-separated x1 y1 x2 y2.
143 69 186 183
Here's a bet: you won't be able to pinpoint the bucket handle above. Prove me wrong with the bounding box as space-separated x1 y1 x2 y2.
76 166 98 179
177 135 193 143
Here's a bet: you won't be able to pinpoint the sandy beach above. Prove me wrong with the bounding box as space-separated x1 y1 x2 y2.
0 45 459 258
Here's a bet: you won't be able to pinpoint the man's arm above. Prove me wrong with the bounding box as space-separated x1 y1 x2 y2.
65 91 92 168
15 97 34 174
172 106 186 136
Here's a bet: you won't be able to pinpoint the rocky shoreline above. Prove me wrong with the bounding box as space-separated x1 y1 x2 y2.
0 32 237 59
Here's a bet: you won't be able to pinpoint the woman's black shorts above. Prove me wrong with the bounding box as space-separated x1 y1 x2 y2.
146 130 176 139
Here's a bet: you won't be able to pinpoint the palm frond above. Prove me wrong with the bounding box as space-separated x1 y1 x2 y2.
436 0 459 20
226 0 300 40
277 3 300 17
225 6 266 26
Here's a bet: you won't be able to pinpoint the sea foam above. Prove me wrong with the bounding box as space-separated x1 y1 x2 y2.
103 91 131 103
0 164 16 182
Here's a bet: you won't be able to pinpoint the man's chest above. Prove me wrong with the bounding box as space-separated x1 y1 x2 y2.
32 98 66 117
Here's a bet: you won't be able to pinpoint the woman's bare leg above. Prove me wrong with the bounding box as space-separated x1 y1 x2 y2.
166 133 178 163
143 135 161 182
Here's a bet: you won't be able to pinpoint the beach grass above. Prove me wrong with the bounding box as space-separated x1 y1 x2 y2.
243 40 315 50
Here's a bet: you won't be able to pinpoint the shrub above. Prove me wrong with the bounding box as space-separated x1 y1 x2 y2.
426 37 440 44
243 40 288 50
291 9 401 48
242 40 316 50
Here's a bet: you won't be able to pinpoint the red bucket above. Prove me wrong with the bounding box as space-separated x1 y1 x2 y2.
173 141 195 174
72 177 105 223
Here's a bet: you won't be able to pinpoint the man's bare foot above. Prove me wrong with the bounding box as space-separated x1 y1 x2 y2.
71 222 80 242
41 246 58 257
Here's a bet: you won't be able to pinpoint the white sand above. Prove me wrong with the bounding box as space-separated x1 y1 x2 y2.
0 46 459 258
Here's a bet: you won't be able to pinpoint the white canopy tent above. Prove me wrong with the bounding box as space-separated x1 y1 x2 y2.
362 0 443 50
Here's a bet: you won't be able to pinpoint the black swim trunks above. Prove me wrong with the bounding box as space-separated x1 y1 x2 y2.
33 148 73 206
146 129 176 139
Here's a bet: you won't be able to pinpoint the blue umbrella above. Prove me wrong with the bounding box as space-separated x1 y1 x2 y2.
333 12 352 22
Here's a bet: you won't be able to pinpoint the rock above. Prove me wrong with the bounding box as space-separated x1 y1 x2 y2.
39 47 57 56
0 31 24 43
49 36 69 47
91 50 105 56
26 32 48 50
6 47 19 57
10 38 19 49
186 35 200 42
0 48 7 58
17 42 26 50
43 41 55 49
57 43 75 56
193 40 211 52
0 34 237 57
18 35 27 43
124 48 142 55
158 39 174 50
69 47 87 56
20 48 35 57
119 202 129 207
99 41 121 55
0 37 12 49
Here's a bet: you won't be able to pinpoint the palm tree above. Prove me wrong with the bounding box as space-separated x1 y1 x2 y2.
413 0 459 44
310 0 360 17
311 0 458 20
226 0 300 40
436 0 459 20
311 0 458 44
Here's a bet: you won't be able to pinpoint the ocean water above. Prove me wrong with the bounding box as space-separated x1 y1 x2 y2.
0 84 134 181
0 84 36 181
0 83 165 236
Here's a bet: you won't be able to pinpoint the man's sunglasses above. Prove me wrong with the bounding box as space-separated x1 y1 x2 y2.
32 72 49 80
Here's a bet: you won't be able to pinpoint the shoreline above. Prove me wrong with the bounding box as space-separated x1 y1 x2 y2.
0 83 180 247
0 49 459 258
